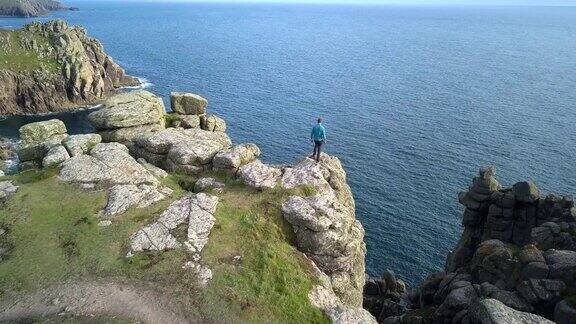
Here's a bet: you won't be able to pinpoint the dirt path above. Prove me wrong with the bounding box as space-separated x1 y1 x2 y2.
0 279 199 323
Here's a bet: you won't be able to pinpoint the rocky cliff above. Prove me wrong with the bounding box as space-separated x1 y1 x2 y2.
0 0 68 18
0 90 375 323
364 167 576 323
0 20 139 115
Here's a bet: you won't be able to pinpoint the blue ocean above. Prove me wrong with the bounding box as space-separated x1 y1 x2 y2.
1 2 575 286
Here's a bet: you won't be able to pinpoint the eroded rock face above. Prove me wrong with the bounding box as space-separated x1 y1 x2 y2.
469 299 553 324
238 159 282 189
17 119 69 165
59 142 158 187
88 91 165 145
103 184 173 217
42 144 70 167
132 127 231 174
369 167 576 324
170 92 207 115
0 20 139 115
213 143 261 174
281 154 366 308
62 134 101 157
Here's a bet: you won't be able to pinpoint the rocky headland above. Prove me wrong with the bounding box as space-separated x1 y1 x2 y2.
0 90 375 323
0 0 70 18
363 167 576 323
0 20 139 115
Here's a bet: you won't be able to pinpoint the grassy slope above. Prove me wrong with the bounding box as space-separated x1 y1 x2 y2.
0 28 59 73
0 169 327 323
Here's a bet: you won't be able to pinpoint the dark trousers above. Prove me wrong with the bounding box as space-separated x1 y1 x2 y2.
312 140 324 162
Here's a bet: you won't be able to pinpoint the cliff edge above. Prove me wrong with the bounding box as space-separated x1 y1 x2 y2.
0 20 139 115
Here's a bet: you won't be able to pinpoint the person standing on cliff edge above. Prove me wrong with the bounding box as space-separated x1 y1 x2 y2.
310 118 326 162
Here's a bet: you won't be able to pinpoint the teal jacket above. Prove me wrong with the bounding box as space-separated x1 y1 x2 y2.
311 123 326 142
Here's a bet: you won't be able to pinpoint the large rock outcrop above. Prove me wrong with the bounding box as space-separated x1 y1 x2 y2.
88 90 165 145
281 154 366 308
16 119 69 169
365 167 576 324
0 20 139 115
132 127 231 174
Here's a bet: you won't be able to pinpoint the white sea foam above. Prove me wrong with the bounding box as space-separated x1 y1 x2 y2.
122 77 153 90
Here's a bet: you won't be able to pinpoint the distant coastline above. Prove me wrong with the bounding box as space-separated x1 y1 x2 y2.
0 0 74 18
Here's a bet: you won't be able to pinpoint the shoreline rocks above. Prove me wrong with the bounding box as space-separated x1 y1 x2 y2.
0 0 69 18
366 167 576 324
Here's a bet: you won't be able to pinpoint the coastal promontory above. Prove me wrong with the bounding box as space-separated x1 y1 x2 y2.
0 20 139 115
0 0 69 17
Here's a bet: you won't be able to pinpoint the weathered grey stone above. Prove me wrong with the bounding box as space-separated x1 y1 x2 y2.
129 222 181 252
213 143 260 173
19 119 66 144
42 144 70 167
179 114 201 129
62 133 101 156
239 159 281 189
555 299 576 324
200 114 226 132
194 177 224 193
88 91 166 130
170 92 207 115
17 134 67 162
185 193 218 254
282 196 332 231
59 142 159 187
137 158 168 179
99 123 164 144
469 299 553 324
0 180 18 203
103 184 172 216
182 261 213 288
282 154 365 308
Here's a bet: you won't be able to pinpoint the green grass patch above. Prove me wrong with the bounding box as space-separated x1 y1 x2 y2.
200 180 328 323
0 169 328 323
0 28 60 73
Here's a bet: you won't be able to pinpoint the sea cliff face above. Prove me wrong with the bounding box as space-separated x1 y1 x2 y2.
0 0 68 18
364 167 576 324
0 20 139 115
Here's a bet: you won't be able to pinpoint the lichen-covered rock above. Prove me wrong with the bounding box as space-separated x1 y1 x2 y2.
19 119 66 143
180 114 201 129
238 159 281 189
281 154 365 308
17 119 68 163
62 133 101 156
88 91 165 143
42 144 70 167
103 184 172 216
0 181 18 203
132 127 231 173
469 299 553 324
170 92 207 115
213 143 260 174
0 21 139 115
200 114 226 132
137 158 168 179
59 142 158 187
194 177 225 194
130 193 219 256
